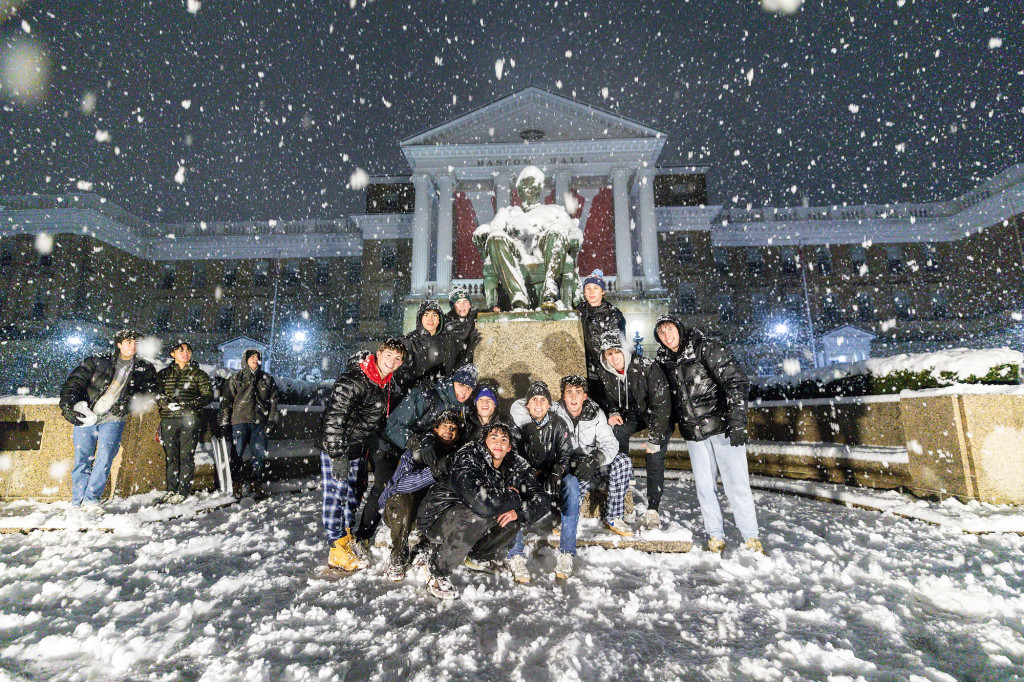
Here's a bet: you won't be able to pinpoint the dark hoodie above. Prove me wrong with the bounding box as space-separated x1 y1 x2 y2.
596 334 672 447
653 314 749 442
443 306 480 368
396 299 456 390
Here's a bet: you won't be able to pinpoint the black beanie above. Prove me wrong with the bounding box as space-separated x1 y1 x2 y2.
525 380 552 403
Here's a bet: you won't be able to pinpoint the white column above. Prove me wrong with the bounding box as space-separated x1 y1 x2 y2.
410 173 432 294
611 168 634 291
435 174 455 294
554 170 571 206
637 167 661 290
493 172 511 209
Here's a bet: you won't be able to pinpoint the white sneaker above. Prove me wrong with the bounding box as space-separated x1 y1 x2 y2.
82 503 106 516
412 549 430 583
554 552 573 580
167 493 186 505
426 573 458 600
385 560 406 582
508 554 530 584
643 509 661 530
464 556 503 574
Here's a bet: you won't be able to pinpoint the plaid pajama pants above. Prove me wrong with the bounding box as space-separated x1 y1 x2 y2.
320 450 366 542
579 450 633 522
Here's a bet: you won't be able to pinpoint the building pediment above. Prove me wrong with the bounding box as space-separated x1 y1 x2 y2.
402 87 665 147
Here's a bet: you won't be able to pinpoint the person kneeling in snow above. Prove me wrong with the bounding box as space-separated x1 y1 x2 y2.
510 375 624 579
378 410 464 582
318 338 406 571
416 422 550 600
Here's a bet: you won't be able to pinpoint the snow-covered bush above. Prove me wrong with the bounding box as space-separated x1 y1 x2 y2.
751 348 1023 401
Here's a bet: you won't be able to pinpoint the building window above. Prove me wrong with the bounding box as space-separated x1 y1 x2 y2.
32 289 49 319
923 245 940 272
784 291 803 315
713 249 730 276
247 307 265 336
160 265 176 290
378 289 395 319
380 244 398 272
855 291 874 322
746 249 764 275
718 292 735 323
932 288 948 319
677 283 697 315
781 247 799 276
222 264 238 288
218 305 234 332
816 247 833 275
315 262 331 286
850 246 868 273
187 305 203 331
343 302 360 327
254 260 270 287
38 254 53 268
190 264 207 289
893 288 912 319
677 237 694 263
283 260 301 286
886 245 905 274
750 291 768 320
822 298 842 327
0 247 12 268
155 306 171 332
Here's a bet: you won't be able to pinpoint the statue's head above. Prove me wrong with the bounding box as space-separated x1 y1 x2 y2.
516 166 545 208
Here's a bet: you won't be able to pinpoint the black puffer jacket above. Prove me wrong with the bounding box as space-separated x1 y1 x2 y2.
576 299 626 378
443 307 480 368
416 440 550 531
654 315 749 442
597 347 673 446
319 352 398 459
382 379 471 453
155 361 214 420
58 352 157 425
218 366 279 427
396 300 456 390
514 411 578 476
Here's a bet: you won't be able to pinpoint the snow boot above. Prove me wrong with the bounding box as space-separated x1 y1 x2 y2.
743 538 766 555
508 554 530 584
642 509 661 530
328 533 368 572
705 537 726 554
426 572 458 600
604 518 634 537
385 560 406 582
554 552 573 580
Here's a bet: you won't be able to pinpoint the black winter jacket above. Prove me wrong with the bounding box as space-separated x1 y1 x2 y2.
218 366 279 427
395 300 456 390
319 352 398 459
654 315 749 442
155 361 214 420
514 411 578 476
443 307 480 368
576 299 626 378
597 349 673 446
416 440 550 531
58 352 157 425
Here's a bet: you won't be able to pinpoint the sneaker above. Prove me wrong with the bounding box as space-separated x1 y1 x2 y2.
157 491 175 504
351 538 371 560
167 493 186 505
643 509 661 530
743 538 766 555
385 560 406 582
508 554 530 584
426 573 458 600
604 518 634 537
81 503 106 516
328 533 368 572
554 552 573 580
412 552 430 583
705 537 726 554
464 556 502 574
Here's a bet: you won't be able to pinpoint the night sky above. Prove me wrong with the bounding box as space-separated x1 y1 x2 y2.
1 0 1021 223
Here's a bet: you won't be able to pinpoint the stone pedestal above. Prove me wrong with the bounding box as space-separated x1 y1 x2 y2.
473 311 587 406
902 393 1024 504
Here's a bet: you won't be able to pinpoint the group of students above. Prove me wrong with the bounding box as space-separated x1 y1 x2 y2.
59 332 280 509
318 270 763 600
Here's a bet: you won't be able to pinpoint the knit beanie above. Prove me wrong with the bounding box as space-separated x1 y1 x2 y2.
452 363 479 389
599 330 624 354
475 386 498 405
582 269 606 292
449 287 470 307
243 348 262 364
525 380 552 403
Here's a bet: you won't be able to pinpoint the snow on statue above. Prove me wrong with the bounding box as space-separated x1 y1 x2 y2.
473 166 584 312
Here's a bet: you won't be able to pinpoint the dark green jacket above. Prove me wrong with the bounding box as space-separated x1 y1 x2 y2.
155 361 214 420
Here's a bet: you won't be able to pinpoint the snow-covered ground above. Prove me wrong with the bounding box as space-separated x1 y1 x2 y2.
1 477 1023 682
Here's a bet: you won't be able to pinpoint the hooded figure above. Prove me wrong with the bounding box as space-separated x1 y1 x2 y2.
396 299 456 390
443 287 480 367
596 330 672 452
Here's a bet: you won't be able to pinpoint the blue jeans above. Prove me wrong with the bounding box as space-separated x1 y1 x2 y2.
686 433 759 541
231 423 268 484
508 474 582 557
71 420 126 506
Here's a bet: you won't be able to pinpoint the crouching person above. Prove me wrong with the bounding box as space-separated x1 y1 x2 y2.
416 422 550 600
318 339 406 571
378 410 463 581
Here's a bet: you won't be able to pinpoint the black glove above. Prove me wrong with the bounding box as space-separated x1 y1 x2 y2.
571 452 600 483
544 466 566 495
728 426 748 447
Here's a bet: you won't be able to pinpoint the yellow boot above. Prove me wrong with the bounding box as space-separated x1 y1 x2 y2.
328 532 368 571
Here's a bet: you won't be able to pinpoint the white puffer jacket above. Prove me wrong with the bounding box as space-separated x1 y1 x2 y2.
510 397 620 466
